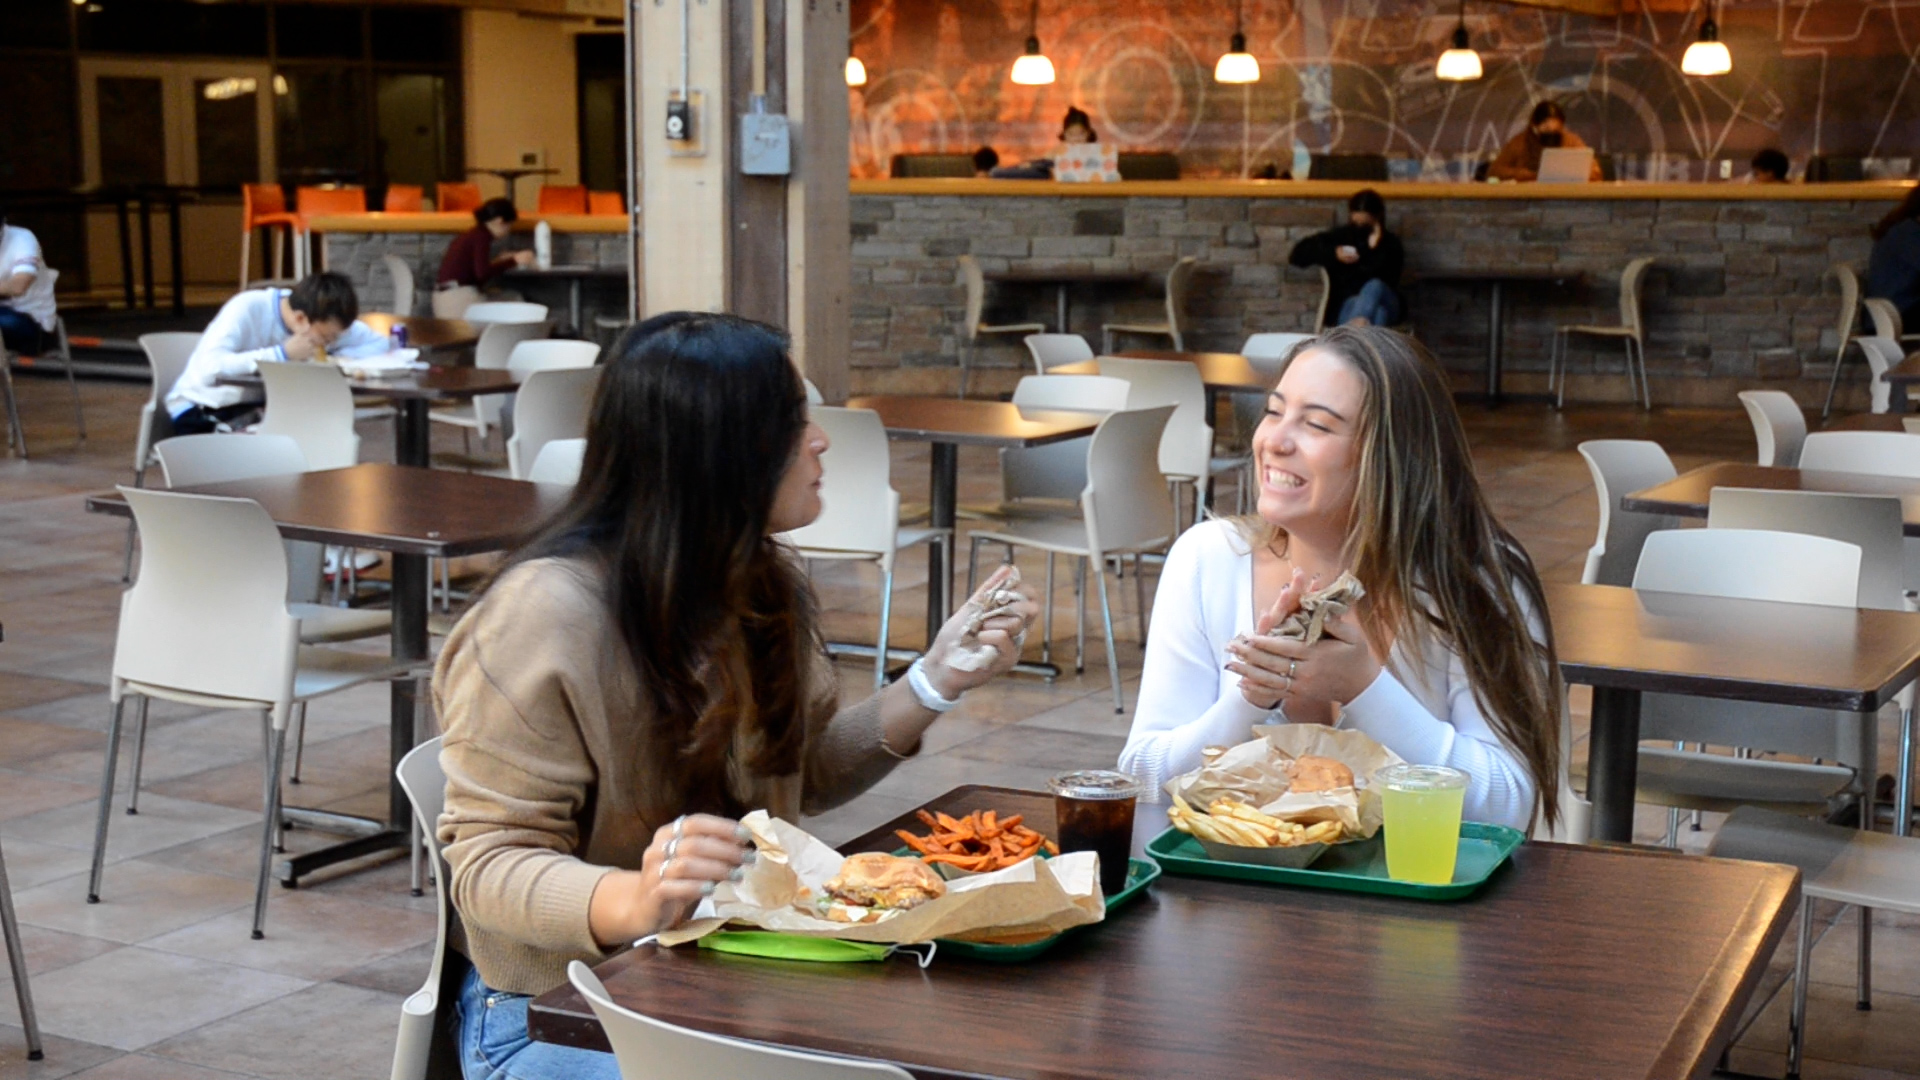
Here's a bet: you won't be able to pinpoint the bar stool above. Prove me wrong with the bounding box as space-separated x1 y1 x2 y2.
537 185 589 214
588 191 625 216
956 255 1045 398
383 184 425 212
1103 256 1197 353
435 182 483 214
294 186 368 275
240 183 301 288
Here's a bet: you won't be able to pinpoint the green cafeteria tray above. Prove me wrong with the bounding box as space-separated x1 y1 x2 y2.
936 857 1161 962
1145 822 1524 900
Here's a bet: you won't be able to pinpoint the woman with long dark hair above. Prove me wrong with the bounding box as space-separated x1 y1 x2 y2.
1119 326 1565 844
434 312 1038 1079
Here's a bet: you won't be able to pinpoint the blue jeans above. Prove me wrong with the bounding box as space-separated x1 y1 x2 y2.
457 965 620 1080
1336 278 1401 327
0 308 44 354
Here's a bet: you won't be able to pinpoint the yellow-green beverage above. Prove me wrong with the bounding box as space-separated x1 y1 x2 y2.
1377 764 1468 884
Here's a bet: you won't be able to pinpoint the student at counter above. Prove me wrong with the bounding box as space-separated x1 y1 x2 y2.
434 312 1040 1080
972 146 1000 177
1488 101 1602 182
438 197 534 290
1750 148 1791 183
1118 327 1564 845
1869 186 1920 330
1286 189 1404 327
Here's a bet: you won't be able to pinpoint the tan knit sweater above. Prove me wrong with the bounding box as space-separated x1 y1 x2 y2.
432 556 900 996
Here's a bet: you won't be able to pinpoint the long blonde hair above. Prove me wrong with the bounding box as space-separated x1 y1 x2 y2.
1245 325 1564 828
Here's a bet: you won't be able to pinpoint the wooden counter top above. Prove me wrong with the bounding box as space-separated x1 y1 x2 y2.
852 177 1914 202
304 212 627 234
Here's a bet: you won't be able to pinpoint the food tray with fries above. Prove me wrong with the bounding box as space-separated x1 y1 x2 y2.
1146 822 1525 900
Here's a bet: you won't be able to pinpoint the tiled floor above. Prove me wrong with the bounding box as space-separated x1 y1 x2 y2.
0 373 1916 1079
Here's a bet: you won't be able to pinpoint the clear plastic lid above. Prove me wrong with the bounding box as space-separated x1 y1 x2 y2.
1374 763 1469 793
1047 769 1142 801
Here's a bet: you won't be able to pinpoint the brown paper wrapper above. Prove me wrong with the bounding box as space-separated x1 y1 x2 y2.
658 811 1105 947
1266 570 1365 646
1163 725 1404 842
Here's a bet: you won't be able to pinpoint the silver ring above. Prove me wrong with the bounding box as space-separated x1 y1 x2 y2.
1288 659 1299 678
672 815 686 840
1281 673 1294 695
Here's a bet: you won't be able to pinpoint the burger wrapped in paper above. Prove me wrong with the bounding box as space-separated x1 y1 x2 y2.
813 854 947 923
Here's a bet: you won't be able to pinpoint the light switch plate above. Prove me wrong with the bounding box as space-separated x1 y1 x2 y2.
664 89 706 158
739 110 792 175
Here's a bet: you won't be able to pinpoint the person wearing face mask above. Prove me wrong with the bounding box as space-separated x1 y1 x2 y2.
1287 189 1405 327
1488 101 1602 182
434 312 1040 1080
164 271 390 435
1117 327 1567 849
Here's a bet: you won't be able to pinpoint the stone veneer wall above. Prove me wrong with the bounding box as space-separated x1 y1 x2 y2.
322 231 629 324
849 194 1883 405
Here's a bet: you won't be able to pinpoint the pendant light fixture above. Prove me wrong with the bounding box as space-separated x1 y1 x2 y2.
845 55 868 86
1680 0 1731 77
1435 0 1483 82
1214 0 1261 84
1009 0 1056 85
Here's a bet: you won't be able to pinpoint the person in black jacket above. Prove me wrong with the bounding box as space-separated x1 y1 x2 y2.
1288 189 1405 327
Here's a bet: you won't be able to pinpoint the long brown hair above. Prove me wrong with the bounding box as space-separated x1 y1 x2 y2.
489 312 817 815
1250 325 1564 827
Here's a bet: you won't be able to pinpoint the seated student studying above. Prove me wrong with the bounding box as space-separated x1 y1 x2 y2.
0 204 58 355
438 197 535 290
433 312 1043 1080
165 271 389 434
1118 327 1566 850
1488 101 1603 183
1287 189 1405 327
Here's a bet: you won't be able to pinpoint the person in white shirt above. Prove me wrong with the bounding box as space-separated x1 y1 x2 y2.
0 207 59 355
1118 325 1565 844
167 271 388 434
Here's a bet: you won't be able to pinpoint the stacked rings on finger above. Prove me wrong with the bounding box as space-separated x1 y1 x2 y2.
660 815 687 880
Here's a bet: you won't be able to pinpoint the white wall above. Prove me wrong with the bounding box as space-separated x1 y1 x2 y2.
463 9 591 211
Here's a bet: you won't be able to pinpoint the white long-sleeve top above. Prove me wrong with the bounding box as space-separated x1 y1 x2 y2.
1118 519 1541 835
167 287 388 416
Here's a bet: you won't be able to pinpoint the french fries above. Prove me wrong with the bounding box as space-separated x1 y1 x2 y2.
896 809 1060 873
1166 793 1346 848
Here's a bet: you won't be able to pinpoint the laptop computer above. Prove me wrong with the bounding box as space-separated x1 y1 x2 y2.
1537 147 1595 183
1055 142 1121 183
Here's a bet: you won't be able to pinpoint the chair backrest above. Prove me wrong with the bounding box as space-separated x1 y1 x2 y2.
436 182 483 213
1618 256 1656 336
1083 405 1177 556
1833 264 1862 346
568 961 915 1080
242 182 288 222
1024 333 1095 373
255 362 361 470
588 191 625 216
958 255 987 338
381 254 415 317
1095 356 1212 480
464 301 550 325
889 153 974 178
431 285 481 319
1736 389 1807 468
1707 488 1905 610
528 438 587 485
384 184 425 212
470 321 553 428
1163 256 1198 335
1312 265 1332 333
1240 332 1313 362
1234 333 1306 443
781 407 903 566
1800 430 1920 479
537 185 590 215
155 432 308 487
296 185 367 216
136 331 202 469
1864 297 1904 341
392 737 454 1080
506 339 601 378
115 487 301 704
1576 439 1679 586
1011 374 1130 412
1857 336 1900 413
507 367 602 480
1116 152 1181 181
1003 375 1130 502
804 378 824 405
1633 528 1861 607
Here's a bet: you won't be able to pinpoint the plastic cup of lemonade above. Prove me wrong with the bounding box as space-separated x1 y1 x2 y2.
1376 764 1468 884
1048 770 1141 896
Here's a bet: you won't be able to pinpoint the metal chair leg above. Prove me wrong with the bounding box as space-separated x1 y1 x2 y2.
966 535 982 599
289 701 309 784
0 351 26 460
87 697 130 904
1133 552 1149 642
1822 341 1852 419
56 318 83 441
1788 896 1814 1077
874 567 894 690
1094 561 1123 713
409 814 424 898
1041 553 1055 666
0 836 44 1061
253 722 289 940
125 696 151 815
1074 556 1087 674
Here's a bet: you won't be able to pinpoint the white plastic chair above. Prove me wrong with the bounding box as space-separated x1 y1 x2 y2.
1822 264 1866 418
507 367 602 480
1310 265 1332 333
391 737 454 1080
507 338 600 377
1241 332 1314 361
1576 440 1681 587
964 375 1131 524
381 254 416 316
967 405 1177 712
429 320 551 449
255 361 361 469
1096 356 1248 526
1860 297 1920 346
431 285 480 319
1711 805 1920 1076
0 269 83 458
567 960 914 1080
1799 429 1920 479
1551 256 1654 409
781 407 948 687
957 255 1046 398
88 487 416 938
527 438 586 485
463 301 550 325
1103 256 1196 353
1023 333 1095 373
1855 337 1902 414
1737 389 1807 467
1233 333 1310 445
122 332 202 580
804 378 824 405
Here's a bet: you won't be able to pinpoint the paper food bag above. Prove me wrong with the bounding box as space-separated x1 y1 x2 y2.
658 811 1104 947
1267 571 1364 645
1164 725 1403 841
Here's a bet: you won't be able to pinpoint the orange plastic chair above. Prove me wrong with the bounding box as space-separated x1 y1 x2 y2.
436 182 483 214
536 185 589 215
240 183 302 288
588 191 625 216
294 186 368 273
384 184 425 212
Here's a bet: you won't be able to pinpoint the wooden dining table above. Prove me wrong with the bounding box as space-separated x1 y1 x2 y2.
1055 349 1271 419
1547 582 1920 844
1622 461 1920 534
1413 268 1582 405
85 464 566 885
1878 351 1920 412
845 395 1101 652
528 785 1800 1080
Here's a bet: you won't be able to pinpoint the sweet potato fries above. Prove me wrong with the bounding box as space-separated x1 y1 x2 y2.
896 809 1059 873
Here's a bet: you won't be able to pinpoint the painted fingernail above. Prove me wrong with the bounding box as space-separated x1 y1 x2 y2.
735 824 752 842
728 867 746 882
700 881 717 896
742 849 758 864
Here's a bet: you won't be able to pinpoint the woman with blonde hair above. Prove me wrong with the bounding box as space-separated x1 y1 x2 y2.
1118 325 1562 842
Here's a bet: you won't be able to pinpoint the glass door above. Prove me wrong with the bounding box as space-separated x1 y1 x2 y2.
80 59 276 188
